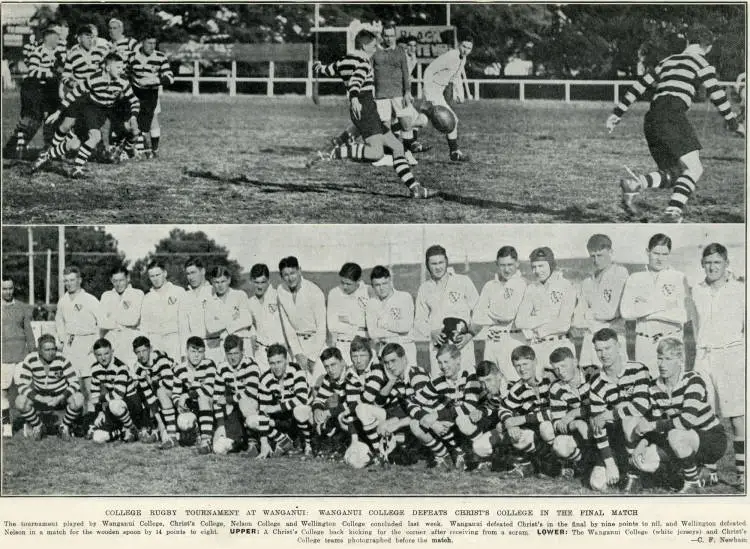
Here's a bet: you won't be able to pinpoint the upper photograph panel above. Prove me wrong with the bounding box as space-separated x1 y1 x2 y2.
2 3 745 224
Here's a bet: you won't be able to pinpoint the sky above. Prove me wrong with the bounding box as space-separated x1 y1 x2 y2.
105 223 745 277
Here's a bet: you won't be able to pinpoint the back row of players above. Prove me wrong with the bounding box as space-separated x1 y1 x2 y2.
1 234 744 492
4 19 174 177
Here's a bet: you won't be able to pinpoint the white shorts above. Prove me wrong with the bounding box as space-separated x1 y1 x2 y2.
63 334 99 378
375 97 416 123
148 332 181 364
483 331 528 383
423 82 452 110
1 363 18 391
694 344 745 418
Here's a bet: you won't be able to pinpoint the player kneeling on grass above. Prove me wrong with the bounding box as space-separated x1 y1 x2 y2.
629 338 727 494
88 338 148 444
355 343 429 466
587 328 651 493
32 52 140 178
410 344 482 471
171 336 221 454
213 335 262 456
312 29 437 199
15 334 83 441
245 344 313 459
313 347 357 456
548 347 592 480
131 336 180 449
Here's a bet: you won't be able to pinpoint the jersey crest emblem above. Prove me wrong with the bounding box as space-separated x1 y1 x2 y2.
448 291 461 304
74 303 83 312
168 296 177 305
551 290 563 304
390 307 401 320
268 303 278 313
357 296 368 310
504 287 514 300
661 284 675 297
232 305 241 320
603 289 612 303
122 300 130 309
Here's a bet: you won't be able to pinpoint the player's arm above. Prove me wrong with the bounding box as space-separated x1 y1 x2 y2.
619 274 664 320
380 293 414 335
55 299 68 347
121 290 144 328
698 61 739 126
122 82 140 122
648 274 689 325
595 268 628 322
400 50 411 103
311 286 327 361
16 360 36 400
608 72 656 130
158 53 175 86
281 366 310 412
364 300 386 340
326 290 347 337
536 281 576 338
277 295 304 358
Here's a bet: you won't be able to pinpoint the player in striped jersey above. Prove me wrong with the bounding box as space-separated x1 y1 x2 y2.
171 337 220 454
607 25 743 222
313 347 354 453
409 344 482 470
213 335 261 456
61 26 105 91
355 343 429 463
4 28 61 159
108 19 138 61
245 344 313 458
312 29 435 199
131 336 179 449
126 34 174 158
587 328 651 493
88 338 145 443
34 52 140 178
15 334 83 441
107 19 140 152
548 347 591 480
629 338 727 494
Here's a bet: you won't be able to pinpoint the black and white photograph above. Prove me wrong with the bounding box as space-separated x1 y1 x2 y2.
1 223 745 496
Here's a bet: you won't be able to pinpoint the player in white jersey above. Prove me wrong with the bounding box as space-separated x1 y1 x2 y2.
204 265 254 361
515 247 577 378
182 257 218 362
572 234 629 371
620 233 688 377
365 265 418 368
99 265 144 366
248 264 285 372
415 245 480 377
140 260 187 362
690 243 745 487
471 246 527 383
422 33 474 161
327 262 372 360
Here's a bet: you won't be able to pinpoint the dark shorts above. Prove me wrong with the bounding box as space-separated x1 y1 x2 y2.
352 92 388 139
436 406 458 423
100 393 149 430
696 425 728 465
133 86 159 132
67 97 109 134
223 404 247 442
20 79 60 120
385 402 409 420
644 97 702 170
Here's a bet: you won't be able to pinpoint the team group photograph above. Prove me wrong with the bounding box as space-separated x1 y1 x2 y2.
1 3 745 224
1 224 745 496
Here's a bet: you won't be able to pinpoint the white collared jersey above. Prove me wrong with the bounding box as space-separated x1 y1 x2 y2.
277 278 327 357
62 44 105 86
17 352 80 399
691 277 745 348
423 49 465 89
365 290 415 344
415 268 479 336
182 282 214 340
515 271 576 333
248 286 285 346
574 264 629 329
99 286 144 332
620 268 688 325
141 282 186 336
472 271 527 327
204 288 253 337
55 289 102 339
327 283 372 339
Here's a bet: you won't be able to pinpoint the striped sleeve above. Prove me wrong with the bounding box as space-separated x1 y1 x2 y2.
673 374 718 431
239 361 260 402
410 380 440 420
135 366 158 411
588 375 609 417
256 371 275 410
549 382 569 423
121 81 140 115
112 364 132 400
60 78 90 110
313 375 335 411
362 366 388 406
697 60 736 121
171 363 185 405
458 375 483 416
214 364 228 407
347 63 369 99
154 355 175 392
197 361 218 400
280 364 309 412
620 367 651 417
345 370 365 412
159 53 174 85
613 72 657 117
89 364 103 407
16 358 36 399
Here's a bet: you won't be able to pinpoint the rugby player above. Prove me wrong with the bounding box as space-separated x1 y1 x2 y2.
607 25 743 222
61 26 105 94
140 260 187 362
204 265 254 361
313 347 354 451
15 334 83 440
327 262 372 361
182 258 216 361
99 265 144 366
107 18 139 149
247 264 285 371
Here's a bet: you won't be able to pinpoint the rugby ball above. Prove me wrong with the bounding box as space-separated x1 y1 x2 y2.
176 412 197 432
344 440 372 469
429 105 457 134
213 435 234 455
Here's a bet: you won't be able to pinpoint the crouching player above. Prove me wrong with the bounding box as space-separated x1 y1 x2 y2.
588 328 651 493
88 338 147 443
131 336 179 449
355 343 429 464
246 344 313 458
548 347 591 479
313 348 354 454
15 334 83 440
629 338 727 494
213 335 261 456
171 336 220 454
409 344 482 470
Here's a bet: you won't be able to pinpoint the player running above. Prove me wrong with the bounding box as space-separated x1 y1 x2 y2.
606 25 743 223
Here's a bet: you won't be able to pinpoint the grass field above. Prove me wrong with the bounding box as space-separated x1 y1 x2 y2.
2 94 745 224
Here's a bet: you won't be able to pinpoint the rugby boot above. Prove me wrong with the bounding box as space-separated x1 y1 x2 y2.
58 424 72 441
621 473 643 494
69 167 86 179
620 174 645 216
659 206 684 223
409 182 439 199
158 437 179 450
677 480 703 495
272 435 294 457
449 150 470 162
410 141 432 153
506 460 535 478
197 439 213 455
30 150 51 172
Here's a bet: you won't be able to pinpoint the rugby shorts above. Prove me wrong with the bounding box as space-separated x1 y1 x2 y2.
644 96 702 170
351 91 388 138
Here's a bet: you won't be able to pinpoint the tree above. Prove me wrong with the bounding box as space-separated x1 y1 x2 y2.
130 229 244 292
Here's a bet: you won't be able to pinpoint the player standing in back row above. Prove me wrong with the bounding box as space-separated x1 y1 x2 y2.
606 25 743 223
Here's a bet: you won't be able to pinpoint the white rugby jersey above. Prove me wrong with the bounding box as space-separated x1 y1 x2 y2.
365 289 415 345
620 267 688 327
423 49 465 89
204 288 253 337
249 286 285 347
327 283 372 340
573 263 629 331
182 281 213 339
277 277 326 357
141 281 186 336
472 271 527 328
691 276 745 348
56 289 102 338
99 285 144 332
415 267 479 336
515 270 576 337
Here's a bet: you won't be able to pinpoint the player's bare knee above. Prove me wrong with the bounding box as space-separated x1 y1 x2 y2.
67 392 84 411
197 395 212 410
621 417 640 443
667 429 696 458
108 398 127 416
15 394 31 411
589 466 608 492
473 434 494 458
514 428 534 450
409 419 427 439
571 419 589 440
539 421 555 443
245 415 262 431
293 404 312 423
87 129 102 145
455 414 474 435
552 435 577 459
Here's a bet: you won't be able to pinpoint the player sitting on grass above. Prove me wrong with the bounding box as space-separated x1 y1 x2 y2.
629 338 727 494
170 336 221 454
548 347 591 480
587 328 651 493
246 344 313 459
88 338 146 444
313 347 354 454
409 344 482 470
355 343 429 465
32 52 141 178
312 29 437 199
15 334 83 441
606 25 743 223
131 336 179 449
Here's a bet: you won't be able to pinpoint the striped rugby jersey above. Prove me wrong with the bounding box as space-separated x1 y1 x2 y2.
475 389 505 422
344 365 374 412
257 362 309 413
588 361 651 418
111 36 138 61
172 358 219 404
549 377 591 424
90 357 138 403
17 352 80 400
614 45 735 121
360 363 429 413
317 52 375 99
409 370 482 420
648 371 720 432
62 44 106 86
25 43 59 81
215 358 261 406
60 70 140 115
313 369 349 412
127 48 174 89
500 377 552 426
133 350 175 409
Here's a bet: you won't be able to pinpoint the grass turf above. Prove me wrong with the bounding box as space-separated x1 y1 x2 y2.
2 94 745 224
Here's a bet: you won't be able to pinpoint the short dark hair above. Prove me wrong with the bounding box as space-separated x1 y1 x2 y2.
266 343 287 359
38 333 57 348
549 347 575 365
146 259 166 271
686 24 715 48
63 266 81 277
224 334 243 352
350 336 373 357
425 244 448 265
76 25 92 36
354 29 378 50
132 335 151 350
370 265 391 281
436 343 460 359
586 234 613 252
186 336 205 350
320 347 343 363
103 52 123 65
184 257 204 270
511 345 536 363
250 263 270 279
1 273 13 284
43 27 59 38
93 338 112 352
279 256 300 272
496 246 518 260
380 342 405 360
338 262 362 282
702 243 728 261
592 328 619 344
458 31 474 44
110 265 129 277
648 233 672 251
475 360 500 377
208 265 232 281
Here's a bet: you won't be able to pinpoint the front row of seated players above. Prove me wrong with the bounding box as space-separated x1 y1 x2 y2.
14 329 729 493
